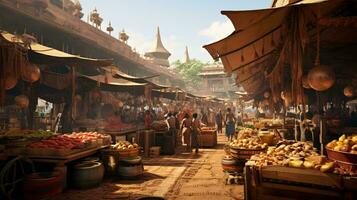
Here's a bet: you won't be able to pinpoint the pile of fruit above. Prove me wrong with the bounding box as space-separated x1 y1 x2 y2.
250 141 338 173
111 141 139 152
237 128 257 139
28 135 85 149
326 134 357 154
67 132 111 144
230 138 268 150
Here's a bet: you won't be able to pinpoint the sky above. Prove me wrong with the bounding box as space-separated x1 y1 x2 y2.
80 0 272 63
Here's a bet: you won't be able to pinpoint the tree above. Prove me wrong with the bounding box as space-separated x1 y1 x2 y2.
172 59 205 89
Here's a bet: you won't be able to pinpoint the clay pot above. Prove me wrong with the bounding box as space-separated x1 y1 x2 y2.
307 65 335 91
15 95 29 108
263 91 270 99
343 86 354 97
22 63 40 83
302 75 311 89
4 76 17 90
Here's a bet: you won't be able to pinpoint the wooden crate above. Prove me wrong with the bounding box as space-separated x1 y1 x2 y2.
150 146 161 157
198 131 217 147
244 163 357 200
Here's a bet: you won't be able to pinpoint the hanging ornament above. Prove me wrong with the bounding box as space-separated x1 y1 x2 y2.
4 76 17 90
22 63 40 83
307 65 335 91
15 95 29 108
302 75 311 89
308 19 335 91
343 86 354 97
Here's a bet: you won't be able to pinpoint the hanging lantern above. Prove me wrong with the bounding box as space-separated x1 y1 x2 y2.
263 91 270 99
307 65 335 91
15 95 29 108
4 76 17 90
22 63 40 83
302 75 311 89
344 86 354 97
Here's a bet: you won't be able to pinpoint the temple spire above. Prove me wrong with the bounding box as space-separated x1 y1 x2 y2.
149 26 170 54
183 46 190 63
145 26 171 67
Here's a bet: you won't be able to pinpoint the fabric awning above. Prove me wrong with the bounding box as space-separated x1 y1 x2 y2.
203 0 340 96
0 32 113 67
203 0 331 74
79 74 146 87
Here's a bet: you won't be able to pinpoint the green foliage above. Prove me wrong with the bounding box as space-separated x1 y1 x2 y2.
172 59 205 88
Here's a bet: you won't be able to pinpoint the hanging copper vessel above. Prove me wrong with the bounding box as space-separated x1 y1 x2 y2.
302 75 311 89
343 86 354 97
307 65 335 91
15 95 29 108
4 76 17 90
22 63 40 83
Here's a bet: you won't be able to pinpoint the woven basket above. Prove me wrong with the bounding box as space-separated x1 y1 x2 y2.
229 147 267 160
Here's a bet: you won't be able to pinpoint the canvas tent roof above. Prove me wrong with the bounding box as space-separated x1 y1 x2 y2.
0 31 113 67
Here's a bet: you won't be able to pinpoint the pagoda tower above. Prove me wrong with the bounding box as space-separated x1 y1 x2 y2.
183 46 190 63
145 27 171 67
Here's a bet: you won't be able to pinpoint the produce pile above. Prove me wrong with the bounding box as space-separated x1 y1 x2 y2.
237 128 257 139
28 132 111 150
67 132 112 145
200 127 216 134
151 120 168 131
249 141 354 175
28 135 85 149
111 141 139 152
326 134 357 154
0 129 54 138
230 138 268 150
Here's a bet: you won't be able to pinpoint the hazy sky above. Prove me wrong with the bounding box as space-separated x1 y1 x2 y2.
80 0 271 63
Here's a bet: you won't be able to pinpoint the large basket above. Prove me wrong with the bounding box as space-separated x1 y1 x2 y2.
326 148 357 171
229 147 267 160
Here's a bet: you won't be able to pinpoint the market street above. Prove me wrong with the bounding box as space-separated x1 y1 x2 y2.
54 134 244 200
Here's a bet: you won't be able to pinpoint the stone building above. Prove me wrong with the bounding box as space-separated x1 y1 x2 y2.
198 63 236 98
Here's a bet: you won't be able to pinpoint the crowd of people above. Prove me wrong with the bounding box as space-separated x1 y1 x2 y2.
142 107 244 154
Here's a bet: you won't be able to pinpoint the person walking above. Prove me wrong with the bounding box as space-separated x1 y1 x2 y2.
191 113 201 153
215 110 223 134
180 113 192 152
166 112 177 148
225 108 236 141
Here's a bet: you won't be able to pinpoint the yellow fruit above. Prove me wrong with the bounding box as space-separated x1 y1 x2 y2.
339 135 346 142
341 145 350 152
326 140 337 149
352 144 357 151
334 146 342 151
320 162 334 173
289 160 303 168
303 161 315 169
